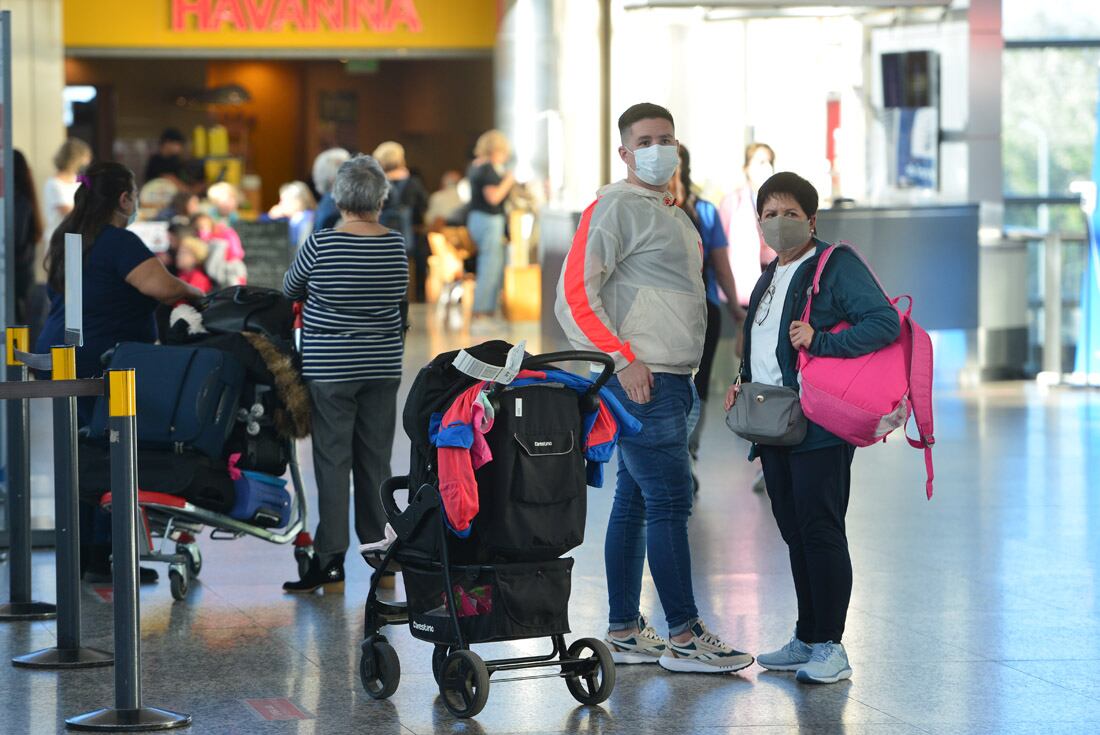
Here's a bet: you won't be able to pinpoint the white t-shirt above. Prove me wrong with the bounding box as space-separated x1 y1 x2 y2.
750 248 816 387
43 176 81 243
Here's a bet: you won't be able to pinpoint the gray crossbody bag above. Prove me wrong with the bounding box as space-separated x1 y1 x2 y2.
725 374 808 446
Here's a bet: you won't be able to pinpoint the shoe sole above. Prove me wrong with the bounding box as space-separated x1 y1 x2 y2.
609 650 663 665
757 660 809 672
283 581 345 594
658 654 755 674
796 667 852 684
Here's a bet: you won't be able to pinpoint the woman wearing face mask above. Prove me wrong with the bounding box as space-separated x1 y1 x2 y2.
467 129 515 334
723 172 899 685
37 162 204 422
37 161 203 585
720 143 777 307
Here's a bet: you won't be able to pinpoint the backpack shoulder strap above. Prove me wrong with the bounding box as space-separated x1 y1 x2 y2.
798 244 840 323
903 317 936 498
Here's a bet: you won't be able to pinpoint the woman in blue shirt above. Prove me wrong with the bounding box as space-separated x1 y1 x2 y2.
672 145 747 477
37 161 203 583
37 162 203 392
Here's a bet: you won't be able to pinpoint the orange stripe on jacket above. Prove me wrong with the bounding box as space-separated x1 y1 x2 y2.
563 198 635 362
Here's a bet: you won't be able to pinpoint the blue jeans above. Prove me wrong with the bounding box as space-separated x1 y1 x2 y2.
468 210 507 315
604 372 699 637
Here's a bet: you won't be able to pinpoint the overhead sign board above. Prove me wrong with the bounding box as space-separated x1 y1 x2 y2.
64 0 497 55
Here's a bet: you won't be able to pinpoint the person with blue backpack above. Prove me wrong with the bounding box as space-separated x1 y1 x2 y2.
724 172 900 684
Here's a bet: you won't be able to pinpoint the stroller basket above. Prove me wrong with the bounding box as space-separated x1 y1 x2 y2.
403 559 573 645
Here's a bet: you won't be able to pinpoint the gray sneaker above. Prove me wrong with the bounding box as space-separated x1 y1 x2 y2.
658 620 754 674
757 631 813 671
604 615 668 664
796 642 852 684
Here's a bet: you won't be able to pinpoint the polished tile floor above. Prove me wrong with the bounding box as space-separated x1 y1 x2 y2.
3 307 1100 734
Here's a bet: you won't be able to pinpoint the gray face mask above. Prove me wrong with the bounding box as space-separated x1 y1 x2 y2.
761 217 811 252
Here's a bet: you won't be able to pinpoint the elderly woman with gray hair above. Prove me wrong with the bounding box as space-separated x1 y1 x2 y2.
283 155 409 593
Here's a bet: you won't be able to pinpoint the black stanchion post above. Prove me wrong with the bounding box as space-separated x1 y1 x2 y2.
0 325 56 622
66 370 190 732
13 345 112 667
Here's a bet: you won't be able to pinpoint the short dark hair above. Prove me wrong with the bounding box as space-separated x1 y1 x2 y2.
618 103 674 140
160 128 186 145
756 172 819 218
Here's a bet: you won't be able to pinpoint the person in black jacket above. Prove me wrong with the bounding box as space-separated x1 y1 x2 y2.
725 172 900 685
13 150 43 325
373 141 429 300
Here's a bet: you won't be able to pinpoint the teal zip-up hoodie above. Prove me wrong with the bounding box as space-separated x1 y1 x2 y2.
739 238 901 455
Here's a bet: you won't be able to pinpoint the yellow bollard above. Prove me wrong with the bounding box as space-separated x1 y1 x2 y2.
108 369 136 418
6 325 28 366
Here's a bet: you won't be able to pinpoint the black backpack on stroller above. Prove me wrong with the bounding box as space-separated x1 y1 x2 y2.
359 345 619 718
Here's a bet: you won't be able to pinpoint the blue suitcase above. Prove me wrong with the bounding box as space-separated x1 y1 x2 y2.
230 471 291 528
89 342 245 459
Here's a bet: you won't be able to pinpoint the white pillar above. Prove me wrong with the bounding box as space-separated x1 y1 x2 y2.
3 0 65 276
967 0 1003 232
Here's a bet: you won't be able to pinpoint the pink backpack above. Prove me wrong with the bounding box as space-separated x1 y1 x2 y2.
797 243 936 498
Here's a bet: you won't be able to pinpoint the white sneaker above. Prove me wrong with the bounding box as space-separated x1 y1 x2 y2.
658 620 754 674
796 642 852 684
757 631 813 671
604 615 667 664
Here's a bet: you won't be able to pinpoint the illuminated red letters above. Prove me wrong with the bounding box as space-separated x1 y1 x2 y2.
171 0 423 33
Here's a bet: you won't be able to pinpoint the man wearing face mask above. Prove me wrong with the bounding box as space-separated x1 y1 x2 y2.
723 172 899 684
555 102 753 674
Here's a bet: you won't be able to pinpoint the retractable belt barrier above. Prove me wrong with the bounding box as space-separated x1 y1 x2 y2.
0 329 191 731
0 326 57 622
12 344 112 670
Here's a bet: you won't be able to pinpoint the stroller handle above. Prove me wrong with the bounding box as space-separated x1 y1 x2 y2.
379 475 439 541
519 351 616 391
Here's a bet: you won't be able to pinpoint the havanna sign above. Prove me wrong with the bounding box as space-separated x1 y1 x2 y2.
170 0 422 33
63 0 496 53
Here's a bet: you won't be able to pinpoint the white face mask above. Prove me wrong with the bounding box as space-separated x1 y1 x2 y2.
631 144 680 187
126 195 140 227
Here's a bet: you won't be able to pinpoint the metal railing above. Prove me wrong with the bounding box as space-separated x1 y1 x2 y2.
1006 229 1095 385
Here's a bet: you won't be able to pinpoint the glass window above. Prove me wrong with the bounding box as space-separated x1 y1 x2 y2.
1003 47 1099 199
1003 0 1100 40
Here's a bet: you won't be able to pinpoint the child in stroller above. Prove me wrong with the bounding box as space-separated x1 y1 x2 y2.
358 343 640 718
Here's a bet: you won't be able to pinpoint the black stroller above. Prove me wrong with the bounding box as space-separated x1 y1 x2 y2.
359 345 618 718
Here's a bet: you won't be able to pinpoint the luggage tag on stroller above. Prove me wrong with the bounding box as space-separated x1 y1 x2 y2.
453 340 526 385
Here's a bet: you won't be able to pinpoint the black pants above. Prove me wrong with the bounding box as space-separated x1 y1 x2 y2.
758 443 856 644
689 301 722 456
693 300 722 402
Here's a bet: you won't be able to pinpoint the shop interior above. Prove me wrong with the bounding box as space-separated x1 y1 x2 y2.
64 55 494 210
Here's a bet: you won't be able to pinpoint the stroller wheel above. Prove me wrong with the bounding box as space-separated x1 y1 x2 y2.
431 645 450 685
564 638 616 706
177 543 202 577
439 649 490 718
360 637 400 700
169 568 190 601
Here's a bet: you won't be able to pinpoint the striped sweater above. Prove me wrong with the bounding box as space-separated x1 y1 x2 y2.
283 229 408 382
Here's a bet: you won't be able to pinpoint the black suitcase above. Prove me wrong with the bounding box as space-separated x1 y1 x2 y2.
88 342 245 459
200 286 295 341
78 441 236 514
